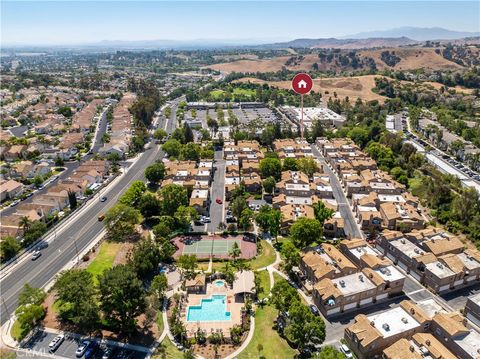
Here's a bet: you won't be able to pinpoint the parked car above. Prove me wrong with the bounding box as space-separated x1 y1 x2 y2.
309 304 320 316
100 196 107 202
98 214 105 221
31 251 42 260
84 341 99 359
76 340 92 357
340 344 354 359
202 216 211 223
48 334 65 352
102 347 115 359
216 198 222 204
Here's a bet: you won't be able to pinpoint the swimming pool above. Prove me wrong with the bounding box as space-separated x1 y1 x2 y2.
214 280 224 287
187 295 231 322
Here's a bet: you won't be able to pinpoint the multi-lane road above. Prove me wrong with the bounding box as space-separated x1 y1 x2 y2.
0 100 179 326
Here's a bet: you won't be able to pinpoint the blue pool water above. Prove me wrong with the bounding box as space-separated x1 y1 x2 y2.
214 280 224 287
187 295 231 322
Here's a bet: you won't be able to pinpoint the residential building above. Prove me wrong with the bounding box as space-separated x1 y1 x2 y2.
465 293 480 327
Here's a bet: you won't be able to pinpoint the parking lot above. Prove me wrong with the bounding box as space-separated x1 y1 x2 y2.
21 329 148 359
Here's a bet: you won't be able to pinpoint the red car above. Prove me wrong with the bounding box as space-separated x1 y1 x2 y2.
216 198 222 204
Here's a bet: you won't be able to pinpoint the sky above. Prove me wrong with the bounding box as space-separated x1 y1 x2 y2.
1 1 479 45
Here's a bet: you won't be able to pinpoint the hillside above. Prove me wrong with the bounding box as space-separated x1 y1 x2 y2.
263 37 418 49
232 75 388 103
206 47 465 74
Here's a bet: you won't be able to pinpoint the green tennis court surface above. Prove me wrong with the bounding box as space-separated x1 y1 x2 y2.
181 238 240 255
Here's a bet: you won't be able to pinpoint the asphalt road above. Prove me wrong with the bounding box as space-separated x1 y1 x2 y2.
91 107 109 153
0 103 178 326
310 145 363 239
207 150 225 233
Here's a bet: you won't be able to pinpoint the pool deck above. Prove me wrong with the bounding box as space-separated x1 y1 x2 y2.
182 281 243 337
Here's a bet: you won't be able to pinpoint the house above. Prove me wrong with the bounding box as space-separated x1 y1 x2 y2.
4 145 27 161
465 293 480 327
345 300 431 359
430 312 480 359
379 202 424 231
280 204 314 230
190 188 209 215
383 333 456 359
185 274 206 294
242 172 262 194
0 179 24 201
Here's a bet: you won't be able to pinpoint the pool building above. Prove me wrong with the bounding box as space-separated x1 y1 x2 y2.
181 271 255 338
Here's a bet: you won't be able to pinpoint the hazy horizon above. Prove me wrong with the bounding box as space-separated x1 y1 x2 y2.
1 1 479 46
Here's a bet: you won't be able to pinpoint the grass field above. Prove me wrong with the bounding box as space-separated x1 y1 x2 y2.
157 310 164 334
86 241 122 284
237 304 297 359
153 338 184 359
255 270 271 300
249 241 276 270
232 88 256 98
210 89 225 100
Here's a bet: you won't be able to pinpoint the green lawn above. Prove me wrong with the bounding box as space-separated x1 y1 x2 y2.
86 241 122 284
153 338 184 359
255 270 271 300
233 88 256 98
210 89 225 100
10 320 22 341
157 310 164 334
237 305 297 359
249 241 276 270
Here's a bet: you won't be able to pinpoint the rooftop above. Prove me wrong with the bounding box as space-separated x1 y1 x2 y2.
331 272 376 296
368 306 421 338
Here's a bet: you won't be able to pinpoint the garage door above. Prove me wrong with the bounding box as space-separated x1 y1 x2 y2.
387 253 396 262
344 302 357 311
376 293 388 301
360 297 373 305
398 261 408 271
466 276 476 282
454 280 464 286
327 307 340 316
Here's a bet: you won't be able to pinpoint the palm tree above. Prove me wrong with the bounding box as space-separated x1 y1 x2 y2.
19 216 32 233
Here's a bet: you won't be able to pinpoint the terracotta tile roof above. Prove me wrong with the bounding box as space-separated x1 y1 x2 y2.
422 237 464 256
432 312 469 337
439 253 465 274
412 333 457 359
322 243 356 271
362 267 385 286
383 338 423 359
346 314 382 348
399 300 431 324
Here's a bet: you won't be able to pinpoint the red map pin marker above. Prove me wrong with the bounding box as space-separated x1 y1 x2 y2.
292 73 313 95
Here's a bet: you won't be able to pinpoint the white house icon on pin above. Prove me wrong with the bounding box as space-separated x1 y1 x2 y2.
297 79 307 89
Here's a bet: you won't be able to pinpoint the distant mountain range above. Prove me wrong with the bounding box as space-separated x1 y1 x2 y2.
262 36 418 49
343 27 480 41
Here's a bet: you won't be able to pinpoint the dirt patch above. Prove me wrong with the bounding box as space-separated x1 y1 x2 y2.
193 343 238 359
113 242 135 266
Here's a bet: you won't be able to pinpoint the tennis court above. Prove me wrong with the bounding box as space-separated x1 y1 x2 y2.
181 238 240 256
172 234 257 260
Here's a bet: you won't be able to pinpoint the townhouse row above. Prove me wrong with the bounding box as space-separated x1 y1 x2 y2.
0 160 111 239
345 299 480 359
298 237 405 317
376 228 480 294
316 137 425 232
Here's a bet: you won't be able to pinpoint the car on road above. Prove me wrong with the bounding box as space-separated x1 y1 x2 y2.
48 334 65 352
98 214 105 221
31 250 42 260
216 198 222 204
10 200 20 207
202 216 211 223
100 196 107 202
37 241 48 250
76 340 92 357
309 304 320 316
340 344 354 358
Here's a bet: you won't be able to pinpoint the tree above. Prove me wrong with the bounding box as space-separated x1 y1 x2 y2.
153 128 167 141
313 201 335 229
183 123 194 143
177 254 198 280
174 205 199 231
162 139 182 158
180 142 201 161
262 176 276 195
55 156 64 166
282 157 298 171
0 236 21 262
15 284 46 339
150 273 168 302
23 221 47 246
231 195 248 219
104 203 141 240
119 180 146 207
99 265 145 336
19 216 32 232
159 184 188 216
238 208 254 231
281 241 300 274
68 190 77 210
297 157 319 178
347 127 370 148
153 216 175 238
145 162 166 184
129 237 161 278
289 217 322 248
284 301 325 353
255 206 282 240
259 157 282 180
18 283 46 306
229 241 241 262
54 269 99 331
270 280 300 313
138 193 162 218
33 175 43 187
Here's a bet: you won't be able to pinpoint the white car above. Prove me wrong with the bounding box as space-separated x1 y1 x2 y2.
31 251 42 260
48 334 65 352
340 344 353 358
